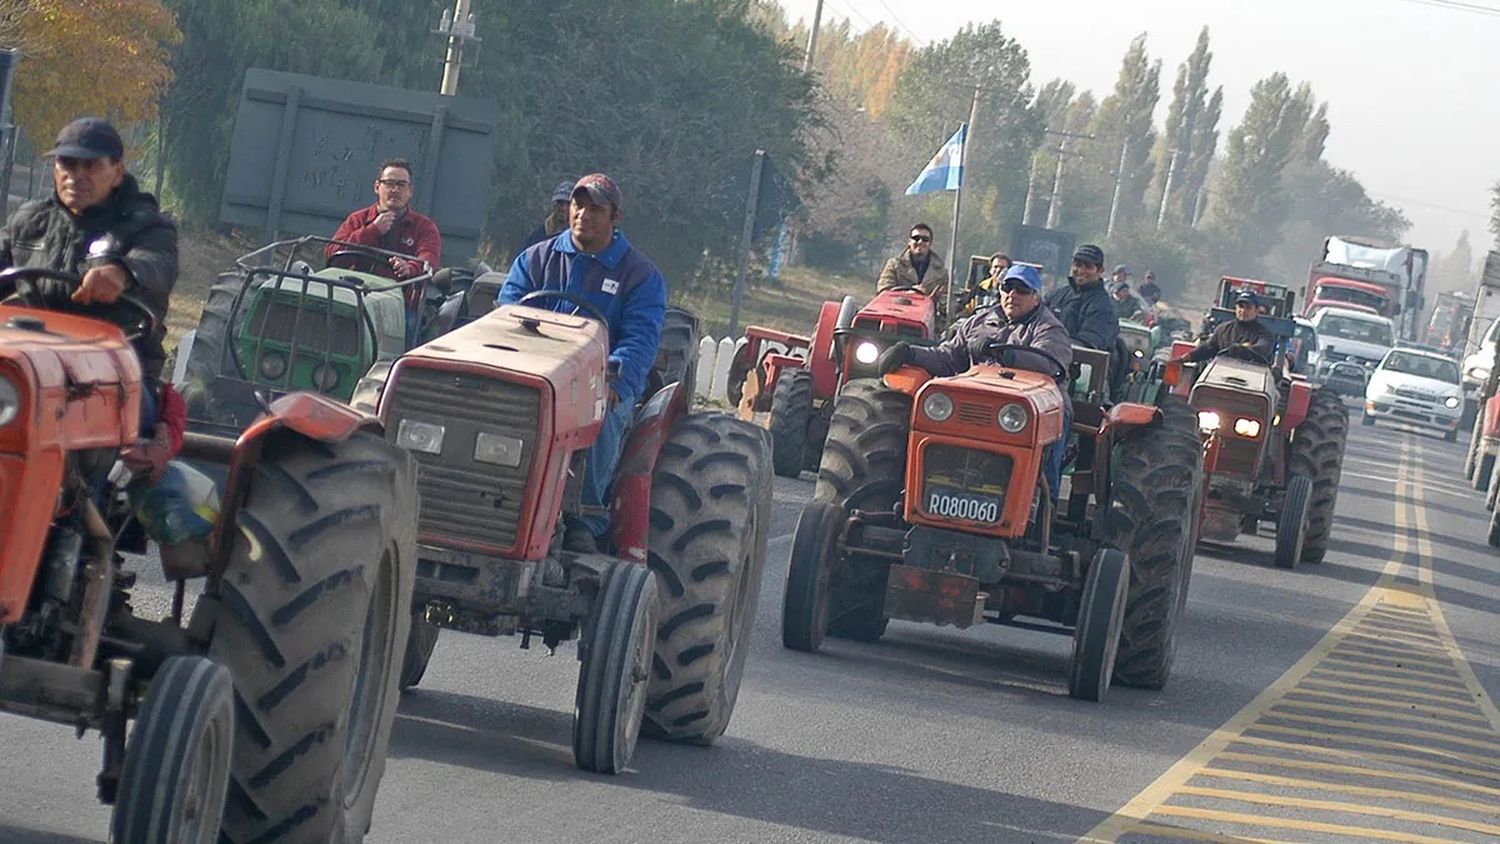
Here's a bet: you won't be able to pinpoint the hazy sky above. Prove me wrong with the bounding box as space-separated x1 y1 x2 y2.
777 0 1498 263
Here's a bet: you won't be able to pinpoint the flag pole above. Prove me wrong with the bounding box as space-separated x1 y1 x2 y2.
946 85 981 319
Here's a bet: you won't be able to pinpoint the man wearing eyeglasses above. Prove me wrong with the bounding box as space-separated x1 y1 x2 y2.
327 158 442 283
877 222 949 300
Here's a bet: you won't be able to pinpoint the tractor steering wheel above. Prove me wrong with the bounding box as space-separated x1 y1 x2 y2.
1219 344 1275 366
980 342 1069 380
885 284 926 294
326 248 387 274
517 290 609 325
0 267 158 341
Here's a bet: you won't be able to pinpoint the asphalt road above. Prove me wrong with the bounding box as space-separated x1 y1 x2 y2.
3 417 1498 843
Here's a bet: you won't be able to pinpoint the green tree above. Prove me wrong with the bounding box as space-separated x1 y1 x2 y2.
1264 158 1408 282
886 21 1042 258
1431 230 1475 295
1081 33 1160 233
1027 79 1095 230
1152 27 1221 228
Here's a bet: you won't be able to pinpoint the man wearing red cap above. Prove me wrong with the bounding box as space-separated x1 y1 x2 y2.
499 173 668 552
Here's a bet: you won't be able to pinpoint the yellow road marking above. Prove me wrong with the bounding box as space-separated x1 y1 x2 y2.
1120 822 1291 843
1148 805 1461 843
1172 785 1500 837
1308 667 1478 698
1214 751 1500 800
1279 687 1492 723
1082 437 1500 842
1194 768 1500 815
1232 735 1500 785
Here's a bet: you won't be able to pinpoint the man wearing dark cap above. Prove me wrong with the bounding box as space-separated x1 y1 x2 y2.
499 173 667 552
878 264 1073 501
1182 290 1277 364
520 179 577 252
1043 243 1119 351
1111 264 1131 287
1138 270 1162 306
0 116 181 477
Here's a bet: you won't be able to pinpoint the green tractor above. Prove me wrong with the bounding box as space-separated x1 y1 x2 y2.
178 237 487 436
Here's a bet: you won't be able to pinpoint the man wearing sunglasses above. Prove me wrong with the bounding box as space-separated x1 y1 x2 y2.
877 222 950 300
327 158 442 283
877 264 1073 499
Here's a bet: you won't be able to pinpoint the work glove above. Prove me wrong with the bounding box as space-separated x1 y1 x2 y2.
121 427 175 484
966 335 994 364
877 342 913 375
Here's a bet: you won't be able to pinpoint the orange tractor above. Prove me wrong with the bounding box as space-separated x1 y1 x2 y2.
732 285 938 477
358 291 772 774
781 342 1203 701
1164 277 1349 569
0 264 416 841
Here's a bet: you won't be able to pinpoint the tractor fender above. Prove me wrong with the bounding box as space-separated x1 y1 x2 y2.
1282 381 1312 432
1483 393 1500 439
610 381 690 563
808 300 843 399
208 393 381 579
759 353 807 413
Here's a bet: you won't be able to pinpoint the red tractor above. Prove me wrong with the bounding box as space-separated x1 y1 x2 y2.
781 343 1204 701
0 265 416 841
733 286 938 477
360 291 772 774
1165 277 1349 569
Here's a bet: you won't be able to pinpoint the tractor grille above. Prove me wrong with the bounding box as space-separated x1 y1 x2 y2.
385 367 541 551
957 401 993 426
1194 387 1268 477
919 444 1013 525
247 297 361 357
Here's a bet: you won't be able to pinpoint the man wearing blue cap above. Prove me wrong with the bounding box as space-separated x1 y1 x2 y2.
877 264 1074 499
1182 289 1277 363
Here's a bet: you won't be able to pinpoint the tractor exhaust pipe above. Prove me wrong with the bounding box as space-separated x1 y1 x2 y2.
69 492 115 670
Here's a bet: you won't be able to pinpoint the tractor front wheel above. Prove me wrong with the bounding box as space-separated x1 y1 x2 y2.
1069 549 1128 702
574 560 658 774
1275 474 1314 570
782 500 842 653
769 369 815 477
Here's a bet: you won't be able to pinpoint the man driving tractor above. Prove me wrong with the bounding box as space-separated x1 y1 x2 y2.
497 173 667 553
1182 289 1276 364
0 116 182 479
876 264 1073 501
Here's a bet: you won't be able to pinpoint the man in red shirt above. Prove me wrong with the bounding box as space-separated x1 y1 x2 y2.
326 158 442 281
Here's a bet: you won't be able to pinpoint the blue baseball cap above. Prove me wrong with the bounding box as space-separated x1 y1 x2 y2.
1001 264 1043 292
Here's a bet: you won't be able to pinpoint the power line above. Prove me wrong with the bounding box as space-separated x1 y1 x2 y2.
1389 0 1500 17
821 0 876 31
867 0 926 45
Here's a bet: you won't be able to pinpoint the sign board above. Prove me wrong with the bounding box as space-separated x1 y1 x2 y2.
1009 224 1075 283
220 68 503 262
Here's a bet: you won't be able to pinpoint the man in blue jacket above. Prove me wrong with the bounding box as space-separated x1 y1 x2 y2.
1044 243 1119 351
498 173 667 552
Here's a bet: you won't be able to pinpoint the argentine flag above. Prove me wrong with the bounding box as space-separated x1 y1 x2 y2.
905 123 967 196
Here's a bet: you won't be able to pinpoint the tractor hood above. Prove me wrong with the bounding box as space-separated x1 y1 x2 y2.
854 287 937 337
911 365 1066 446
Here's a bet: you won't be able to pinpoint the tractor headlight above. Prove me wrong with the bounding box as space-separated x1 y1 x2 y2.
474 431 524 467
258 352 288 380
922 392 954 422
854 340 880 365
396 418 445 454
0 374 19 427
1197 411 1222 432
1445 395 1461 409
997 403 1028 433
1132 348 1145 359
1233 418 1262 438
312 363 340 392
1468 366 1491 382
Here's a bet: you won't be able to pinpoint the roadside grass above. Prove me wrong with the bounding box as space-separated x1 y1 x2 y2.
674 265 871 338
168 228 257 352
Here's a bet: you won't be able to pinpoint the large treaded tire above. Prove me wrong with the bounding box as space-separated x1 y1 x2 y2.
781 500 842 653
814 378 910 642
111 656 234 844
655 307 700 397
205 430 416 843
643 414 772 744
769 369 814 478
1464 415 1483 479
1105 400 1201 690
1475 451 1496 492
1289 386 1349 563
1069 549 1129 702
180 275 242 417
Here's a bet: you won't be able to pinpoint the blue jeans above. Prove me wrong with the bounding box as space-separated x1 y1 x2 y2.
1043 400 1071 504
581 398 634 538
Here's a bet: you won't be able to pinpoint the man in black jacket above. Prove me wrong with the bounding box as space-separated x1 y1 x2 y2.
1183 290 1278 364
0 117 178 380
1044 243 1118 351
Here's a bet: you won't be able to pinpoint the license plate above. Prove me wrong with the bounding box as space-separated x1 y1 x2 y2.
924 487 1001 523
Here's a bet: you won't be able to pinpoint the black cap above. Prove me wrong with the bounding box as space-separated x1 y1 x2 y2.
46 117 124 161
1072 244 1105 267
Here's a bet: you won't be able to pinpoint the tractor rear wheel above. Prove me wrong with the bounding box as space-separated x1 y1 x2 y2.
643 414 772 745
111 656 234 844
814 378 911 642
180 276 241 418
204 430 416 843
769 369 815 477
1288 386 1349 563
1275 474 1314 570
1105 402 1201 690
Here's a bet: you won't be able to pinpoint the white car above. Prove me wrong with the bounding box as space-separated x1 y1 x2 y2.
1363 347 1464 440
1310 307 1396 397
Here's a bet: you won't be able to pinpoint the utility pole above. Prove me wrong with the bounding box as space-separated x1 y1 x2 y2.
802 0 825 73
1045 137 1068 230
1105 140 1129 237
1021 153 1039 226
1156 148 1180 230
1191 185 1207 229
945 84 980 319
728 149 766 338
437 0 477 96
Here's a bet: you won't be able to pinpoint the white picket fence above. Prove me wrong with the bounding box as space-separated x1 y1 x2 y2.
698 335 747 403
